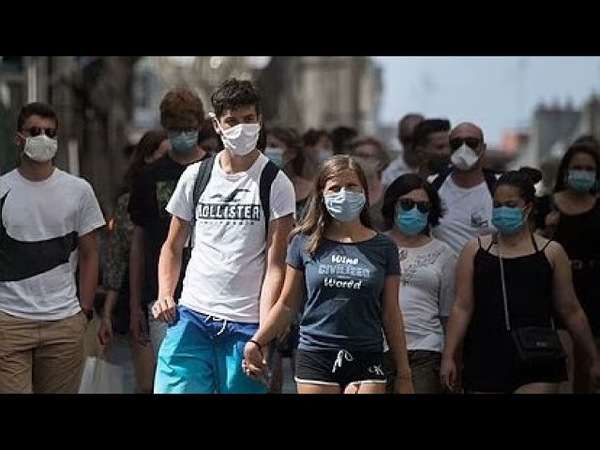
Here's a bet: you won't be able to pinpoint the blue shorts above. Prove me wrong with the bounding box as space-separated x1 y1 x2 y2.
154 305 267 394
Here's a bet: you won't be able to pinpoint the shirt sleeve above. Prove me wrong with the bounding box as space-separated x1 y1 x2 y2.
165 162 199 222
77 179 106 236
286 234 306 270
269 170 297 221
384 236 401 276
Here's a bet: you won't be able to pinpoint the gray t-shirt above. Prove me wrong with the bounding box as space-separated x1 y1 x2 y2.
287 232 400 352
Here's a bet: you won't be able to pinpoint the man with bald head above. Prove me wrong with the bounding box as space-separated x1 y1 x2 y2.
429 121 498 256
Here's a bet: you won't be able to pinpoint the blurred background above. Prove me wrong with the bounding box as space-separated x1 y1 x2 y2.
1 56 599 217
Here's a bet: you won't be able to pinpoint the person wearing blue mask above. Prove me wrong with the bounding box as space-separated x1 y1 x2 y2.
540 142 600 393
380 173 457 393
128 87 210 360
242 154 414 394
441 168 600 394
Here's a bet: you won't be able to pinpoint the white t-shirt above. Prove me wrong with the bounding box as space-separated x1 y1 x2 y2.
167 152 296 323
431 175 495 256
0 168 106 320
397 238 457 353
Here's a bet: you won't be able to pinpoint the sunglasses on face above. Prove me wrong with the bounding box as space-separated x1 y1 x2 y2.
449 137 481 151
21 127 57 139
397 198 431 213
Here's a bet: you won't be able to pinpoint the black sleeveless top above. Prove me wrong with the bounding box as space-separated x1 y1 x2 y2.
552 199 600 332
465 234 554 361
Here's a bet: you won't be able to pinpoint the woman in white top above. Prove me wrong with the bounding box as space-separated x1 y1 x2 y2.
381 172 457 393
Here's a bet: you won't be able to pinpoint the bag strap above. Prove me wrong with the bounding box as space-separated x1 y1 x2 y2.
496 233 512 332
188 154 217 249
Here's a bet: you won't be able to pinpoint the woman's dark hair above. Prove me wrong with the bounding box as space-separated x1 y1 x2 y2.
494 167 541 204
553 143 600 193
124 129 168 188
381 173 444 233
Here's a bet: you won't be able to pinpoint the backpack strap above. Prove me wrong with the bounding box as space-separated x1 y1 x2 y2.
259 159 280 237
430 166 452 191
192 153 217 222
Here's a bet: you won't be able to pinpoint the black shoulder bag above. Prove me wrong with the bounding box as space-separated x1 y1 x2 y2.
497 238 565 365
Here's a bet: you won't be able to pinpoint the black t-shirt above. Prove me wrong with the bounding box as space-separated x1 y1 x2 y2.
128 153 204 306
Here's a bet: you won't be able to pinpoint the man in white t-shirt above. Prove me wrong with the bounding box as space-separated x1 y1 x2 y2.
430 121 497 256
0 102 106 393
151 78 296 394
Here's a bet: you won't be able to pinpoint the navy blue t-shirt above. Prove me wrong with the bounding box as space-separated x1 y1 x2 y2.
287 232 400 352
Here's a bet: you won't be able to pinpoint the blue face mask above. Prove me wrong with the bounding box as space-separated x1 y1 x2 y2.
567 170 596 193
169 130 198 153
264 146 284 168
492 206 525 235
324 188 366 222
395 207 428 236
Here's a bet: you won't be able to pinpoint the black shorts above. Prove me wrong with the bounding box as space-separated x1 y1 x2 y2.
295 348 386 388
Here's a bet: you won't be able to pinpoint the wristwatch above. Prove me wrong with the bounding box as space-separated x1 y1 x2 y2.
82 308 94 322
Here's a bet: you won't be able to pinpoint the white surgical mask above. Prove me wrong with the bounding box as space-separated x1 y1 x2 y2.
450 144 480 171
23 134 58 162
217 122 261 156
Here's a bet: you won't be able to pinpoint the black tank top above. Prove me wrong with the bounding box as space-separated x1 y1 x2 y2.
553 199 600 303
470 234 554 336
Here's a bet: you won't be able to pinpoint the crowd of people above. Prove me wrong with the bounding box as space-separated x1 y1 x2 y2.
1 76 600 394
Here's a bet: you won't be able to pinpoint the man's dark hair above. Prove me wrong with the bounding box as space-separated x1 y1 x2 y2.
210 78 261 118
331 126 358 155
17 102 59 131
412 118 451 149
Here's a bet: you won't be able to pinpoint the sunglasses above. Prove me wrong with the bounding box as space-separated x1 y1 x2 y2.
397 198 430 213
449 137 481 151
22 127 57 139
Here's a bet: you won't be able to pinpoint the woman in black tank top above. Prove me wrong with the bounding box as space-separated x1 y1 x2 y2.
546 142 600 393
440 169 600 393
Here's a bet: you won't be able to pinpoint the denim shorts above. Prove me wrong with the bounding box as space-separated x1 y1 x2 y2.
154 305 267 394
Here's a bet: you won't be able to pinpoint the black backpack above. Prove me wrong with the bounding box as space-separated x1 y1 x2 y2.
430 165 502 194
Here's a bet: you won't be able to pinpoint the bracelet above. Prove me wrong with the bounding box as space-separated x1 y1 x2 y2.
248 339 263 352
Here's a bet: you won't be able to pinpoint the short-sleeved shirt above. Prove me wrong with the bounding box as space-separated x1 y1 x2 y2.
166 152 296 323
128 153 205 305
0 168 106 320
287 232 400 352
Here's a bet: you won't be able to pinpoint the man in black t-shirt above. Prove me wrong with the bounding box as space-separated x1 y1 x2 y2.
128 87 209 357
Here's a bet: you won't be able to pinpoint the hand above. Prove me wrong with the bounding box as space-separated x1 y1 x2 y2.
440 354 461 393
242 340 267 381
393 376 414 394
152 296 178 324
97 316 114 346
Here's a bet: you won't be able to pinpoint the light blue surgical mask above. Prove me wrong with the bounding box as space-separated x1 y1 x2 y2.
567 170 596 193
395 207 428 236
491 206 525 235
324 188 366 222
264 146 284 168
169 130 198 153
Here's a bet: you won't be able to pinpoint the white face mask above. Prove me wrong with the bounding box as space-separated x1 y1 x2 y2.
450 144 480 171
217 122 261 156
23 134 58 162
